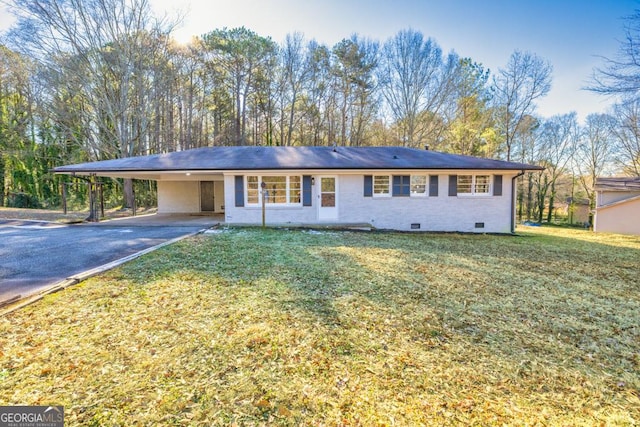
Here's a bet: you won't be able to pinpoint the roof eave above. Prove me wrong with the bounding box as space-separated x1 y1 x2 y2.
54 166 543 175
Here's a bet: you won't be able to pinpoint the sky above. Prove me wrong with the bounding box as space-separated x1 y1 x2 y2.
1 0 638 123
147 0 638 124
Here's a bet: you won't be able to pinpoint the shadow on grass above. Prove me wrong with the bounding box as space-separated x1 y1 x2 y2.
121 227 639 374
8 226 637 424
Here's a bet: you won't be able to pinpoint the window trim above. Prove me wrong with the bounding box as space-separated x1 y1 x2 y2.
410 175 428 197
373 175 391 197
245 174 303 206
369 174 437 198
456 174 492 196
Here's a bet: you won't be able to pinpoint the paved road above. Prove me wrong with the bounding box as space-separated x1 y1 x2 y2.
0 219 209 304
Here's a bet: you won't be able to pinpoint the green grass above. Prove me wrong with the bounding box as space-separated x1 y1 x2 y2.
1 226 639 425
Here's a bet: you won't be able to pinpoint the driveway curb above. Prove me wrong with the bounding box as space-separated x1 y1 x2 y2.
1 228 206 316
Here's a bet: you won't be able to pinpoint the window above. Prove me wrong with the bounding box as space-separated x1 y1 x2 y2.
263 176 287 203
321 177 336 207
368 175 433 197
373 175 390 196
246 175 302 205
411 175 427 196
393 175 411 196
457 174 491 195
475 175 490 193
289 175 301 204
247 176 260 204
457 175 473 194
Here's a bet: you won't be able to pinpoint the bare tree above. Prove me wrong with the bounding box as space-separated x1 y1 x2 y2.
331 35 379 146
588 9 640 176
5 0 177 209
588 10 640 97
303 41 332 146
532 113 578 223
611 100 640 175
574 113 617 220
377 29 459 148
513 115 541 221
492 50 552 161
276 32 311 146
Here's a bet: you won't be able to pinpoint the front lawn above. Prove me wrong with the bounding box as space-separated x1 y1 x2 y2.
1 226 638 425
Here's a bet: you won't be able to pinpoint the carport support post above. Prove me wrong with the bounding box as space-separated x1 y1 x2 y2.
99 182 105 218
62 182 67 215
261 181 266 228
87 174 99 222
87 177 94 221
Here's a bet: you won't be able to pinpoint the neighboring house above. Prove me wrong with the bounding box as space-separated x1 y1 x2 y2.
555 197 590 226
54 146 541 233
593 176 640 236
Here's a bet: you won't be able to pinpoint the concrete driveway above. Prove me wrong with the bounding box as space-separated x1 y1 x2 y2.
0 215 219 305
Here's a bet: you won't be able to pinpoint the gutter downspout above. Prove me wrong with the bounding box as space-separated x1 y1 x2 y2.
511 170 525 234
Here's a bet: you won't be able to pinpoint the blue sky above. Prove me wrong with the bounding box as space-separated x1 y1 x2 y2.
151 0 638 123
2 0 637 123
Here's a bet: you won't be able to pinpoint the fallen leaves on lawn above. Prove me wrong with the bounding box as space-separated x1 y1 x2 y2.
0 226 638 425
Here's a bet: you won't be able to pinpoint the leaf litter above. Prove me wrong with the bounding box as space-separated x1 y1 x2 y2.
0 225 638 425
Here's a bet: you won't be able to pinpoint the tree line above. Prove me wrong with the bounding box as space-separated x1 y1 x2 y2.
0 0 638 224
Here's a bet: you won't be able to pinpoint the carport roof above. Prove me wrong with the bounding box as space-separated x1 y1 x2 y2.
54 146 542 175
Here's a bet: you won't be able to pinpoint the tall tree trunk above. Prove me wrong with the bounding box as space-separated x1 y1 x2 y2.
546 180 556 223
526 173 534 220
123 178 135 209
517 178 524 221
537 174 548 224
0 157 4 207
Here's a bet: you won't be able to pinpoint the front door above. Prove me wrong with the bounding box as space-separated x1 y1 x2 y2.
200 181 214 212
318 176 338 220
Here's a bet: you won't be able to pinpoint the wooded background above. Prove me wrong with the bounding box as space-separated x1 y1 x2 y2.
1 0 638 225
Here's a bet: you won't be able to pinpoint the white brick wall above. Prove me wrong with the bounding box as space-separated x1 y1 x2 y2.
338 174 513 233
224 172 516 233
223 175 317 224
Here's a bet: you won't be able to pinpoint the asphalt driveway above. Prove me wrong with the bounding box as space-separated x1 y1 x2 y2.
0 216 217 304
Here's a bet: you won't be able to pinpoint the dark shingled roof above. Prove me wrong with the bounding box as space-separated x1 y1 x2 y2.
595 176 640 191
53 146 542 174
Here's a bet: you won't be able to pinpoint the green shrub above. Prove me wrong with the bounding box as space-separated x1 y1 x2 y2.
6 192 42 209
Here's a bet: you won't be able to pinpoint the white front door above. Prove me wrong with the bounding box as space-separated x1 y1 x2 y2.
318 176 338 220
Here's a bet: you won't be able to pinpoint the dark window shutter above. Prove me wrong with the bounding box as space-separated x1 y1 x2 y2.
234 175 244 207
448 175 457 196
303 175 312 206
392 175 401 196
364 175 373 197
493 175 503 196
429 175 439 197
